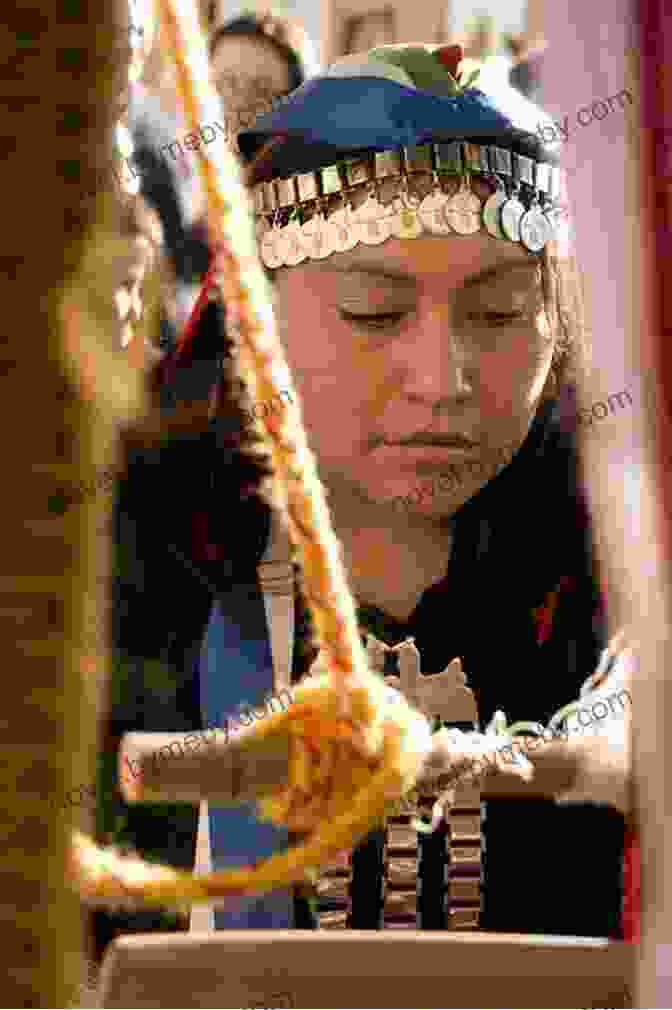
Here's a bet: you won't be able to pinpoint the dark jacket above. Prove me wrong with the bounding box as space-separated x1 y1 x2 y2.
95 375 624 953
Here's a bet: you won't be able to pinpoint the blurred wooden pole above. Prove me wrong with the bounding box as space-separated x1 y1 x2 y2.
0 1 144 1004
634 0 672 1004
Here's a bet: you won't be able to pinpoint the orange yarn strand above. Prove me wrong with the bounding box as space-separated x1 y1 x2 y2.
68 0 432 907
157 0 367 711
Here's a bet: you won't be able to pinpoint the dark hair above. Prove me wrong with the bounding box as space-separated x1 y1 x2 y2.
208 13 306 94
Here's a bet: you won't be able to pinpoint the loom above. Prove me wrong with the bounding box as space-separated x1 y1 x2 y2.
4 0 660 1005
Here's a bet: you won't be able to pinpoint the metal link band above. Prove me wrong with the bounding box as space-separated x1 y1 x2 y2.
295 171 319 203
253 141 560 213
374 150 402 178
435 140 463 175
490 145 512 178
275 176 297 209
355 636 484 931
343 157 372 187
404 143 433 174
321 164 342 195
462 142 483 175
263 181 278 213
516 153 535 188
446 789 483 930
535 161 551 197
383 815 421 928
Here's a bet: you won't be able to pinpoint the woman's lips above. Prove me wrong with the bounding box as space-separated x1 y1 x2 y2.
375 442 482 469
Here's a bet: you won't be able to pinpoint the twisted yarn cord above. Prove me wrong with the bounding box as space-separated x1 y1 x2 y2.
74 674 428 904
70 0 430 906
162 0 367 704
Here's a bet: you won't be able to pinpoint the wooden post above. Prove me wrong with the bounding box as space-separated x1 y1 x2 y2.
0 0 145 1004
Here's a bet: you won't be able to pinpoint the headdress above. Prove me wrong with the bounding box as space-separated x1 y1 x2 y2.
238 44 568 268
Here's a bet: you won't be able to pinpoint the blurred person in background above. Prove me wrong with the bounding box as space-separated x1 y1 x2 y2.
155 8 315 411
459 14 545 106
207 8 314 149
504 32 546 103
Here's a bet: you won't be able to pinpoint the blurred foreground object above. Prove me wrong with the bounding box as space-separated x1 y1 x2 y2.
634 0 672 1000
0 0 144 1005
540 0 666 1001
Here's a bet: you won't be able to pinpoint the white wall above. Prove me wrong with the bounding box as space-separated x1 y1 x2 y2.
214 1 530 71
446 0 528 37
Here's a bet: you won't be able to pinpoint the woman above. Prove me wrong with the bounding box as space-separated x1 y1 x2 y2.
208 9 312 147
101 42 625 948
233 44 624 936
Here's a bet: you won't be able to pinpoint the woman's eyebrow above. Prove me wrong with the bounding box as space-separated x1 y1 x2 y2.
461 260 540 290
317 259 538 288
323 264 417 287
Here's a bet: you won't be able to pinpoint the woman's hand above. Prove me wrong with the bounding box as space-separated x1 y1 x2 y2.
553 633 633 815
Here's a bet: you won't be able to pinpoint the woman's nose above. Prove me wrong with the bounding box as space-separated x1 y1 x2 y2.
394 306 476 405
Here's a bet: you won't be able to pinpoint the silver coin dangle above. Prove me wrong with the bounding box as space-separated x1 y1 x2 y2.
300 203 337 260
260 213 285 269
390 181 424 239
329 201 361 252
280 214 307 267
444 176 481 235
482 182 508 240
519 204 552 253
500 192 526 243
356 187 391 246
418 172 453 235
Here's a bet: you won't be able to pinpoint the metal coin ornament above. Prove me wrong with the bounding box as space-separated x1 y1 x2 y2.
260 228 284 269
328 205 361 253
356 192 391 246
543 205 564 238
390 197 424 240
519 206 552 253
418 190 453 235
281 219 308 266
301 212 336 260
500 196 526 243
482 189 508 240
444 181 481 235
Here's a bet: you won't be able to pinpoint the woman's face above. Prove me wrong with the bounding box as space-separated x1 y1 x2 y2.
275 229 554 517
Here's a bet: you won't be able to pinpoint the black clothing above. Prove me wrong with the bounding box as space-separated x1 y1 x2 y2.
97 396 623 952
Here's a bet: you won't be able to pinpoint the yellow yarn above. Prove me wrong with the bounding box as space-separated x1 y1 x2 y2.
70 0 431 904
75 674 430 904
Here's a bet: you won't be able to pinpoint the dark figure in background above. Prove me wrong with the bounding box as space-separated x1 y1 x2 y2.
504 32 546 103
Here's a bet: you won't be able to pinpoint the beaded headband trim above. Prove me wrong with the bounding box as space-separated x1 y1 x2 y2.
253 140 564 269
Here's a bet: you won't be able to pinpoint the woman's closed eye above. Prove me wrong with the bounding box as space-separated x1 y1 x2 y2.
338 309 407 329
466 310 528 327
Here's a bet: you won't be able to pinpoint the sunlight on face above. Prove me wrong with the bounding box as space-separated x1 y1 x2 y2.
275 232 554 517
